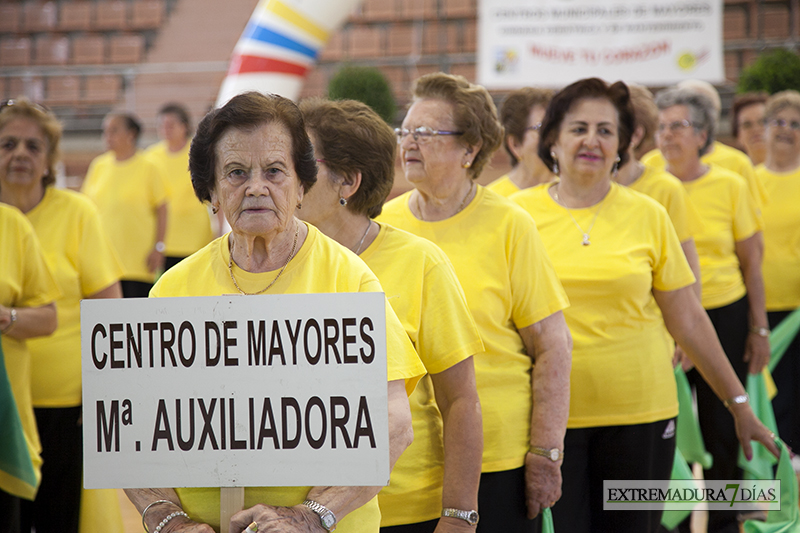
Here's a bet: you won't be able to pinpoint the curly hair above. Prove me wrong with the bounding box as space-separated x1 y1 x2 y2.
189 92 317 204
654 88 716 157
411 73 503 179
300 98 395 219
500 87 553 166
0 98 62 187
764 90 800 122
538 78 635 173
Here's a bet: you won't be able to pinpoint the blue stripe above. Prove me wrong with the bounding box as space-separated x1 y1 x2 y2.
243 22 317 60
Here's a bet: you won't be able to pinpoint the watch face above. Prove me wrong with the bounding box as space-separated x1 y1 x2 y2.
321 513 336 530
467 511 479 525
549 449 559 461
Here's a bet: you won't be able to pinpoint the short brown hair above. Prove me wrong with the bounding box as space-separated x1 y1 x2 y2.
731 92 768 138
300 98 395 219
189 92 317 204
158 102 192 137
500 87 553 166
627 84 658 159
0 98 62 187
412 73 503 179
764 90 800 123
538 78 635 172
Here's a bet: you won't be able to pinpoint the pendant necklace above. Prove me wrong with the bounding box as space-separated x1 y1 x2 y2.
228 223 300 294
552 184 607 246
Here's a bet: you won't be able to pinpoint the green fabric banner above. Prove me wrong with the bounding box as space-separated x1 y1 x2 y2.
743 439 800 533
768 306 800 373
738 373 779 480
675 366 713 469
542 507 554 533
660 448 701 530
0 333 38 498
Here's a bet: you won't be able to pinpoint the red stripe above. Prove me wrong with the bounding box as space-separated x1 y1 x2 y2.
228 54 308 77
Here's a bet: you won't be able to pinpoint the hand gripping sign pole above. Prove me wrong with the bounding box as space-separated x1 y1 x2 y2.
82 293 389 532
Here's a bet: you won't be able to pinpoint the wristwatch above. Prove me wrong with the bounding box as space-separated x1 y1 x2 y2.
529 445 564 462
302 500 337 531
442 508 479 526
154 241 166 253
723 393 750 409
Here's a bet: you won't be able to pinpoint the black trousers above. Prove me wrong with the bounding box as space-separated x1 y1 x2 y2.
477 466 542 533
0 490 21 533
680 296 750 533
768 310 800 450
120 279 153 298
20 406 82 533
381 519 438 533
552 418 676 533
164 256 186 272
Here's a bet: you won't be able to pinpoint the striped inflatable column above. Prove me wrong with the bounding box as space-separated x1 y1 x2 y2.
216 0 362 105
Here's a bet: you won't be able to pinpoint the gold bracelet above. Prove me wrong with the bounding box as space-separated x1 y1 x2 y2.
749 325 770 338
722 394 749 409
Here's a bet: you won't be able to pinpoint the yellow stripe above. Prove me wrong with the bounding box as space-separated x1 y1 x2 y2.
264 0 329 42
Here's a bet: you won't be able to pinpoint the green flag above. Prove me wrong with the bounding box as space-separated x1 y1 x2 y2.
768 306 800 373
738 372 778 480
542 507 555 533
743 439 800 533
0 333 38 499
661 448 702 530
675 367 713 468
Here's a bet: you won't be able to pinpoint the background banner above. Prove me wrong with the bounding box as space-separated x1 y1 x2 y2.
81 293 388 489
478 0 724 89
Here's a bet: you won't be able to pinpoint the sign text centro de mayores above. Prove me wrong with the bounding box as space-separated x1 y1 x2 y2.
80 293 389 489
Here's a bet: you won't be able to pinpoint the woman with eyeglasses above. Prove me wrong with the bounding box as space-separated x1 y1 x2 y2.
655 87 769 533
755 90 800 454
732 93 768 166
378 72 572 532
487 87 555 197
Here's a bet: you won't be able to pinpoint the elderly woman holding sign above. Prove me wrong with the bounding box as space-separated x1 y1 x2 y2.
124 92 424 533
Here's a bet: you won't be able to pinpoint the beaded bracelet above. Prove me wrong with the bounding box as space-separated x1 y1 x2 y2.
154 511 189 533
142 500 174 533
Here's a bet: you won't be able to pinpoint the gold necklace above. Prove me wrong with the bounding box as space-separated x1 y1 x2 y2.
228 223 300 295
416 181 474 221
552 184 607 246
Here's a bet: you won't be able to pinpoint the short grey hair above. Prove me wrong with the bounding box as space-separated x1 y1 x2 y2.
654 88 716 157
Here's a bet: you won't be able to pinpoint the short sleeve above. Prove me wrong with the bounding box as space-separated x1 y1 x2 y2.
652 208 697 292
384 299 426 395
732 179 761 242
416 256 483 375
77 199 124 296
508 212 569 329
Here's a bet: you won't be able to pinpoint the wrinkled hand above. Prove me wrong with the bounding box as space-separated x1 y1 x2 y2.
744 333 770 375
159 516 214 533
147 249 165 274
731 403 780 461
434 517 477 533
672 345 694 372
524 453 562 519
230 504 324 533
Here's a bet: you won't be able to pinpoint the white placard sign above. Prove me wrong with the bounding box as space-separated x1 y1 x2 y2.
81 293 388 489
478 0 724 89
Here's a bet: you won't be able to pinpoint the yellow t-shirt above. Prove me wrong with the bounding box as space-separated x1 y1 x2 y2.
82 151 168 282
485 174 521 198
681 165 761 309
379 186 569 473
363 224 483 526
0 204 61 499
150 223 425 532
642 141 768 211
144 141 214 257
512 183 695 428
627 165 705 243
25 188 123 407
756 165 800 311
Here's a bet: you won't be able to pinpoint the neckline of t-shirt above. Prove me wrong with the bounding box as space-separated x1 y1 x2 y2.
545 180 618 211
405 184 483 224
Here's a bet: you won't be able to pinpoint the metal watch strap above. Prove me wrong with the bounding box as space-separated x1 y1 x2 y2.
722 393 749 409
302 499 337 531
441 507 479 526
528 445 564 462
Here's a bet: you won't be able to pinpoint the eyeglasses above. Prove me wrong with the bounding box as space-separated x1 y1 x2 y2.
768 118 800 131
524 123 542 133
739 118 766 130
395 126 464 144
657 120 694 134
